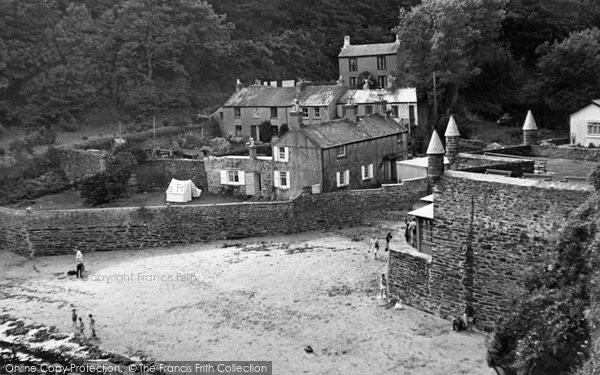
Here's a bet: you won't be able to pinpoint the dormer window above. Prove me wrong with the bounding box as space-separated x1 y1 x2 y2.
337 145 347 158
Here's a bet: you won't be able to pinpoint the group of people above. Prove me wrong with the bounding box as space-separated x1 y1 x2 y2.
71 309 97 339
368 232 393 260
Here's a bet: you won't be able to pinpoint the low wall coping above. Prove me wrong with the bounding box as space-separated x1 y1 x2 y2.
444 170 593 192
459 152 532 162
390 247 432 263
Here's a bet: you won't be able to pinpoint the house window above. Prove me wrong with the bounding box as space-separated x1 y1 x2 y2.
251 125 259 140
391 105 399 118
365 105 373 115
314 107 321 118
377 75 386 89
271 125 279 136
361 164 374 180
349 77 357 89
302 107 309 119
220 170 245 186
336 170 350 187
219 112 223 120
337 145 347 158
234 107 241 118
273 146 289 162
588 122 600 135
270 107 278 119
253 108 260 118
235 125 242 136
377 56 386 70
274 170 290 189
349 58 357 72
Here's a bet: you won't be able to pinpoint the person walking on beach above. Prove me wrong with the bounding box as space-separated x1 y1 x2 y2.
75 248 85 278
71 309 77 327
77 317 86 338
368 235 376 253
88 314 96 338
373 238 380 259
379 274 388 299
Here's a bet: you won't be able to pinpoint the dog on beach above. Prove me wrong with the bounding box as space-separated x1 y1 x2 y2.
66 270 78 277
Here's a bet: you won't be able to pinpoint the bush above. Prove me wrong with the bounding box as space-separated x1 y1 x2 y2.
259 120 274 143
589 165 600 191
79 171 128 206
589 143 595 148
279 123 289 137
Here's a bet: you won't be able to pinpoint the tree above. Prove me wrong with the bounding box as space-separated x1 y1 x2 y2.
259 120 273 143
534 28 600 120
395 0 511 125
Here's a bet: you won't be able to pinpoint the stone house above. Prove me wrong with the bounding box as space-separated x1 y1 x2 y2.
337 88 418 126
338 35 401 89
216 80 346 141
270 101 409 200
570 99 600 147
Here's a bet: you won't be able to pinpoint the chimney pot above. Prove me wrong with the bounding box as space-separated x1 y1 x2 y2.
235 79 243 93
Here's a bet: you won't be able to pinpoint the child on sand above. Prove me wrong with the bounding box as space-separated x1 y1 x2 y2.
71 309 77 327
88 314 96 338
78 317 85 338
374 238 380 259
380 274 387 299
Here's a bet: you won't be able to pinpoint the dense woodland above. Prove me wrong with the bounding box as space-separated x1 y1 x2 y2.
1 0 600 132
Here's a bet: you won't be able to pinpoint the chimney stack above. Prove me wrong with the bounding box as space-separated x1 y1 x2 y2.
522 110 538 146
235 79 243 94
444 115 461 161
343 35 350 48
376 90 387 115
288 99 303 130
426 130 446 183
249 138 257 160
343 97 358 122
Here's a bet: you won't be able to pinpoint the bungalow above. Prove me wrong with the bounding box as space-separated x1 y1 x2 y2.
216 80 346 141
570 99 600 147
271 101 409 200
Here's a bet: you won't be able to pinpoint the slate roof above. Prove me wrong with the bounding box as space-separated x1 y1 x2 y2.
293 113 407 149
223 85 346 107
338 88 417 104
338 42 400 58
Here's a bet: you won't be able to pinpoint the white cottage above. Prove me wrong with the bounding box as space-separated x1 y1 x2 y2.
570 100 600 147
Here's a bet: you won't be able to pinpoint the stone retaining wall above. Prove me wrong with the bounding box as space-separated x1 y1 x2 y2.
56 149 107 182
134 159 207 191
0 178 429 256
388 171 592 330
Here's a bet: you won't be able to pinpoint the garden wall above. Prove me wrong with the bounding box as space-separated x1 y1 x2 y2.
453 153 534 177
477 144 600 162
134 159 207 191
56 148 107 182
0 178 429 257
388 171 592 330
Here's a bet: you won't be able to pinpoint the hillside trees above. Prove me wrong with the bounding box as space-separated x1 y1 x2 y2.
394 0 513 126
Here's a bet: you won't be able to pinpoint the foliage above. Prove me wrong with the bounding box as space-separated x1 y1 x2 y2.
533 28 600 120
489 201 600 373
279 123 289 137
589 165 600 191
79 145 145 205
394 0 512 125
258 120 274 143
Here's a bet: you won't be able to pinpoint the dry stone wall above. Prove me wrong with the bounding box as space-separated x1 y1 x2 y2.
388 171 592 330
0 178 429 256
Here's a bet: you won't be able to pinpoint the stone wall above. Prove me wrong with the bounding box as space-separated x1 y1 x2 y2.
56 148 107 182
388 171 592 330
0 178 429 256
204 156 273 197
453 153 534 177
134 159 207 191
476 144 600 162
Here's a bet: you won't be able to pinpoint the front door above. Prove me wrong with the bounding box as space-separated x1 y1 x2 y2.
245 173 261 196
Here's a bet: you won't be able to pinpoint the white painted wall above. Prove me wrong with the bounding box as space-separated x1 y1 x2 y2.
570 104 600 147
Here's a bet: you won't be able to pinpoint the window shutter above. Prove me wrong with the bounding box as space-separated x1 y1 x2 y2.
273 147 278 161
284 172 290 188
283 147 289 162
220 170 227 184
361 165 366 180
336 171 342 187
344 170 350 186
368 164 374 178
239 171 245 185
274 170 280 188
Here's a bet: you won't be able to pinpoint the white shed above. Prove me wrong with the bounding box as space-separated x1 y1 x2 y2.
570 100 600 147
396 157 450 183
